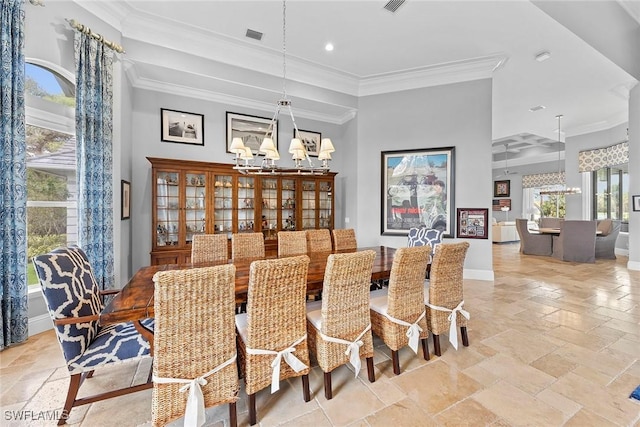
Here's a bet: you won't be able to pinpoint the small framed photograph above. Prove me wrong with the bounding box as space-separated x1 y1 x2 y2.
160 108 204 145
492 199 511 211
633 195 640 212
494 180 510 197
296 129 321 157
226 112 277 155
457 208 488 239
121 180 131 220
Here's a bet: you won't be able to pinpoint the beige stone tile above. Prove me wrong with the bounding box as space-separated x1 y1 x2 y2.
563 408 620 427
476 354 555 394
593 306 640 323
438 346 486 371
535 388 581 421
462 364 500 387
82 389 152 427
481 329 558 364
279 408 332 427
435 398 499 426
606 372 640 398
553 343 632 378
549 372 639 425
530 353 577 378
366 398 438 427
542 309 607 332
250 376 320 427
571 365 614 386
472 380 564 426
363 372 407 406
544 325 616 350
602 318 640 335
392 360 482 414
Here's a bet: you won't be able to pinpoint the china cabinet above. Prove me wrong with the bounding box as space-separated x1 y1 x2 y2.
148 157 336 265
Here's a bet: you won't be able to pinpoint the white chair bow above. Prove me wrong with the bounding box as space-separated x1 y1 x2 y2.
382 310 425 354
153 354 236 427
425 300 470 349
320 324 371 377
246 335 308 393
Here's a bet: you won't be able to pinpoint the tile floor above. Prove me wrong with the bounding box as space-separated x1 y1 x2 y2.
1 243 639 426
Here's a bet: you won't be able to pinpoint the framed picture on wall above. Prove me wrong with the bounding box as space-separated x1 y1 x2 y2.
121 180 131 220
456 208 488 239
494 179 510 197
295 129 321 156
381 147 455 237
492 199 511 211
160 108 204 145
226 112 277 155
633 195 640 212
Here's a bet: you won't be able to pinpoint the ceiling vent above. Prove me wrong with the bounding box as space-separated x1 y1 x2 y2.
529 105 546 112
245 29 263 41
383 0 405 13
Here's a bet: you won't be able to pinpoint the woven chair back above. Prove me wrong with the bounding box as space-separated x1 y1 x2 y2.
331 228 357 251
387 246 431 319
278 231 308 257
152 264 238 426
305 229 333 253
232 232 265 259
191 233 228 264
428 242 469 308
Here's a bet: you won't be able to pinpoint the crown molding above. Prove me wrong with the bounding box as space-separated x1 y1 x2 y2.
568 110 629 137
492 151 563 169
72 0 133 32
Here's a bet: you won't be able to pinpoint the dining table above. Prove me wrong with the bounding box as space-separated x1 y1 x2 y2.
536 227 602 235
100 246 398 348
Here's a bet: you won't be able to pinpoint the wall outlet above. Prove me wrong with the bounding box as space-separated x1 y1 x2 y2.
345 217 350 223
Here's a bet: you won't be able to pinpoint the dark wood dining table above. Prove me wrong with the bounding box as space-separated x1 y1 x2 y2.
101 246 398 347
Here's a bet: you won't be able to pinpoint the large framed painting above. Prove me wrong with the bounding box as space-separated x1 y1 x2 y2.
226 112 277 155
160 108 204 146
381 147 455 237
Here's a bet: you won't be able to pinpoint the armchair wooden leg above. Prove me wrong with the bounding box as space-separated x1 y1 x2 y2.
86 370 94 379
461 326 469 347
366 357 375 383
301 374 310 402
421 338 430 361
248 393 257 426
229 402 237 427
324 371 332 400
59 374 81 425
433 334 441 357
391 350 401 375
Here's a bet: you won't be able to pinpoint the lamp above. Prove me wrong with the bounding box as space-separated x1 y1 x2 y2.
540 114 581 198
230 137 247 167
232 0 335 175
500 205 510 222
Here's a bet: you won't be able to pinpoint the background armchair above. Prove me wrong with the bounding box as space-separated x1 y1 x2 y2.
552 220 597 263
595 219 620 259
515 219 552 256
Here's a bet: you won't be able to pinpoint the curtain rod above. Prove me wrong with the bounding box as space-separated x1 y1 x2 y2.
65 19 125 54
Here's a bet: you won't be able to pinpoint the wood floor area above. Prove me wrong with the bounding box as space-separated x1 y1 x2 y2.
1 243 639 426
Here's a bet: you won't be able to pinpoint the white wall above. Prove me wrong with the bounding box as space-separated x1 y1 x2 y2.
356 80 494 280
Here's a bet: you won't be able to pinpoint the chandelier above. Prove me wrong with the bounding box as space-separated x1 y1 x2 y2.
539 114 581 196
231 0 335 175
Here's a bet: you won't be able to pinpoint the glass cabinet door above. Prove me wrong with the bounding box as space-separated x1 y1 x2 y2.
261 178 278 240
281 178 296 230
156 171 180 247
185 172 207 244
319 181 332 229
214 174 233 235
238 176 255 233
301 180 316 229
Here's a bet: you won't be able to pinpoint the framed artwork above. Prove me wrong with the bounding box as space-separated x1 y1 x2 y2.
492 199 511 211
457 208 488 239
160 108 204 145
494 179 510 197
381 147 455 237
296 129 321 156
633 195 640 212
226 112 277 155
121 180 131 220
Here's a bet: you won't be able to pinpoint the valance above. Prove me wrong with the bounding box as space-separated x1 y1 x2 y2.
578 141 628 172
522 172 564 189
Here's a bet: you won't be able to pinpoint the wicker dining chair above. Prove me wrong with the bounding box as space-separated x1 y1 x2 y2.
425 241 470 356
306 250 377 399
235 255 311 425
152 265 238 427
231 232 265 260
370 245 431 375
278 230 308 257
32 246 153 425
305 229 333 253
191 233 229 264
331 228 357 251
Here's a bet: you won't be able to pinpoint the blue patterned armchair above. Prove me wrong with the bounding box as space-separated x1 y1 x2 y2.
407 227 443 278
32 246 153 425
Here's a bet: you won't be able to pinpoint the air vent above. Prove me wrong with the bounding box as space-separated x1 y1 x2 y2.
383 0 405 13
245 29 263 41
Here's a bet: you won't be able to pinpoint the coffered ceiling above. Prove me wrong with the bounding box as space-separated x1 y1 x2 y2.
75 0 638 166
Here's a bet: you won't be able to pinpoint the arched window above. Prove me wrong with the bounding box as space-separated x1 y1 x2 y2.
25 61 77 287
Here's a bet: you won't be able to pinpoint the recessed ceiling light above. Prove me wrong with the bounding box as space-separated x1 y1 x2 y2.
535 51 551 62
529 105 546 112
325 43 334 52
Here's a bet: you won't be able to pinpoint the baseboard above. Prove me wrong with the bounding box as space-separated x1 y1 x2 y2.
628 260 640 271
615 248 628 256
464 268 494 281
29 314 53 337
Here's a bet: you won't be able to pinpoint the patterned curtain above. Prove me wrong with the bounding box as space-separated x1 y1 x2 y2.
578 141 629 172
0 0 28 349
522 172 565 188
74 31 114 290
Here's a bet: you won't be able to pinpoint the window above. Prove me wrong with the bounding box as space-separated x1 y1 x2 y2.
592 164 629 222
25 62 76 288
